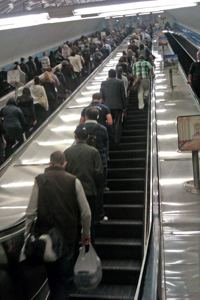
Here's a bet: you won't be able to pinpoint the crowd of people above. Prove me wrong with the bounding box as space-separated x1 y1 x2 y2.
21 24 155 300
0 27 131 165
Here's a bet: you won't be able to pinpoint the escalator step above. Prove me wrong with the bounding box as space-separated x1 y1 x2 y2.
108 158 146 168
104 204 144 220
107 168 145 179
103 191 144 204
95 237 142 260
109 150 146 159
95 220 143 238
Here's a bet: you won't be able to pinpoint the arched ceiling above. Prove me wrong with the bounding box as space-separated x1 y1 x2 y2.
0 0 200 69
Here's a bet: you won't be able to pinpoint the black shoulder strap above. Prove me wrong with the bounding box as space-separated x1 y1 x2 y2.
88 123 100 136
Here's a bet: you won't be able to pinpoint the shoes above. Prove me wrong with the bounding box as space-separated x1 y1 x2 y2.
104 186 110 191
95 215 108 223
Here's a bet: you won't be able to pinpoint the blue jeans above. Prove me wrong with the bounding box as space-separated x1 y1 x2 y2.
45 243 75 300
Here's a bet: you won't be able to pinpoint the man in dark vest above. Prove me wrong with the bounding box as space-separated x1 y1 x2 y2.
25 151 91 300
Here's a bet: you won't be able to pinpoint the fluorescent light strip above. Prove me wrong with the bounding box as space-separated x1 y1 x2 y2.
1 182 34 188
139 12 150 15
112 16 124 18
99 3 197 18
73 0 197 15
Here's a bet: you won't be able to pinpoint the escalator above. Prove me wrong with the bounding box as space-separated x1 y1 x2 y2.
70 90 148 299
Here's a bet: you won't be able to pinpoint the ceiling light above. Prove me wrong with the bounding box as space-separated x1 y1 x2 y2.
0 13 50 30
112 15 124 18
73 1 197 16
139 12 150 15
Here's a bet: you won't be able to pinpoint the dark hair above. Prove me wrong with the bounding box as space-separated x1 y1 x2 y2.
7 97 16 106
22 87 31 97
108 69 116 78
50 151 66 166
139 43 144 50
139 55 145 60
34 76 40 85
20 58 25 62
74 124 88 140
28 56 33 61
86 107 99 121
71 52 75 57
116 67 123 79
92 93 102 101
47 66 52 72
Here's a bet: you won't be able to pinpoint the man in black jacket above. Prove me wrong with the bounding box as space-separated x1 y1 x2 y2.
64 124 103 242
84 107 109 221
100 69 126 144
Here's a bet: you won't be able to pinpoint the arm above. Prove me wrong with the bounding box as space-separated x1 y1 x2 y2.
188 74 192 85
120 81 127 110
100 82 105 101
106 113 113 126
31 99 37 125
94 150 104 187
75 178 91 243
24 180 38 239
80 116 85 124
40 86 49 111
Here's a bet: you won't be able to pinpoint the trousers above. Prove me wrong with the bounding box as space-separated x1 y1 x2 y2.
137 78 150 109
45 243 75 300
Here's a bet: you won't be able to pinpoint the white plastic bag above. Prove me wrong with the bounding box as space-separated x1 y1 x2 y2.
74 244 102 290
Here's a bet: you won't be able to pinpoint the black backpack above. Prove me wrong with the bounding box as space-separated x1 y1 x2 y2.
86 124 100 148
95 53 102 62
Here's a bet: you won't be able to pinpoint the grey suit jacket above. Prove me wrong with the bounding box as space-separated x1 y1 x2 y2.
100 78 126 110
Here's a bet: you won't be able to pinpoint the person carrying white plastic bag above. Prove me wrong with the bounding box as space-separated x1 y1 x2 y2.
74 244 102 290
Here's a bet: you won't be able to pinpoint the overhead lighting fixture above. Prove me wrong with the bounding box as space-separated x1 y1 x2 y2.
152 11 164 14
125 14 136 17
112 15 124 18
73 0 197 16
139 12 150 15
0 13 50 30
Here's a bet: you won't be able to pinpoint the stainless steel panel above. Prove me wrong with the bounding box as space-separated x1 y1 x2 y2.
0 39 130 231
153 39 200 299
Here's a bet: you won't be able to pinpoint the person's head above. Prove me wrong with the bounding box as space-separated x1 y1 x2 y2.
139 43 144 50
62 60 69 67
49 151 66 168
28 56 33 61
20 57 25 63
34 56 39 62
92 92 102 102
55 67 60 73
47 66 53 73
116 66 123 79
71 52 75 57
22 87 31 97
197 51 200 61
74 124 88 141
7 97 16 106
85 44 89 49
34 76 40 85
42 71 54 83
139 55 145 60
43 52 47 56
85 107 99 121
108 69 116 78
